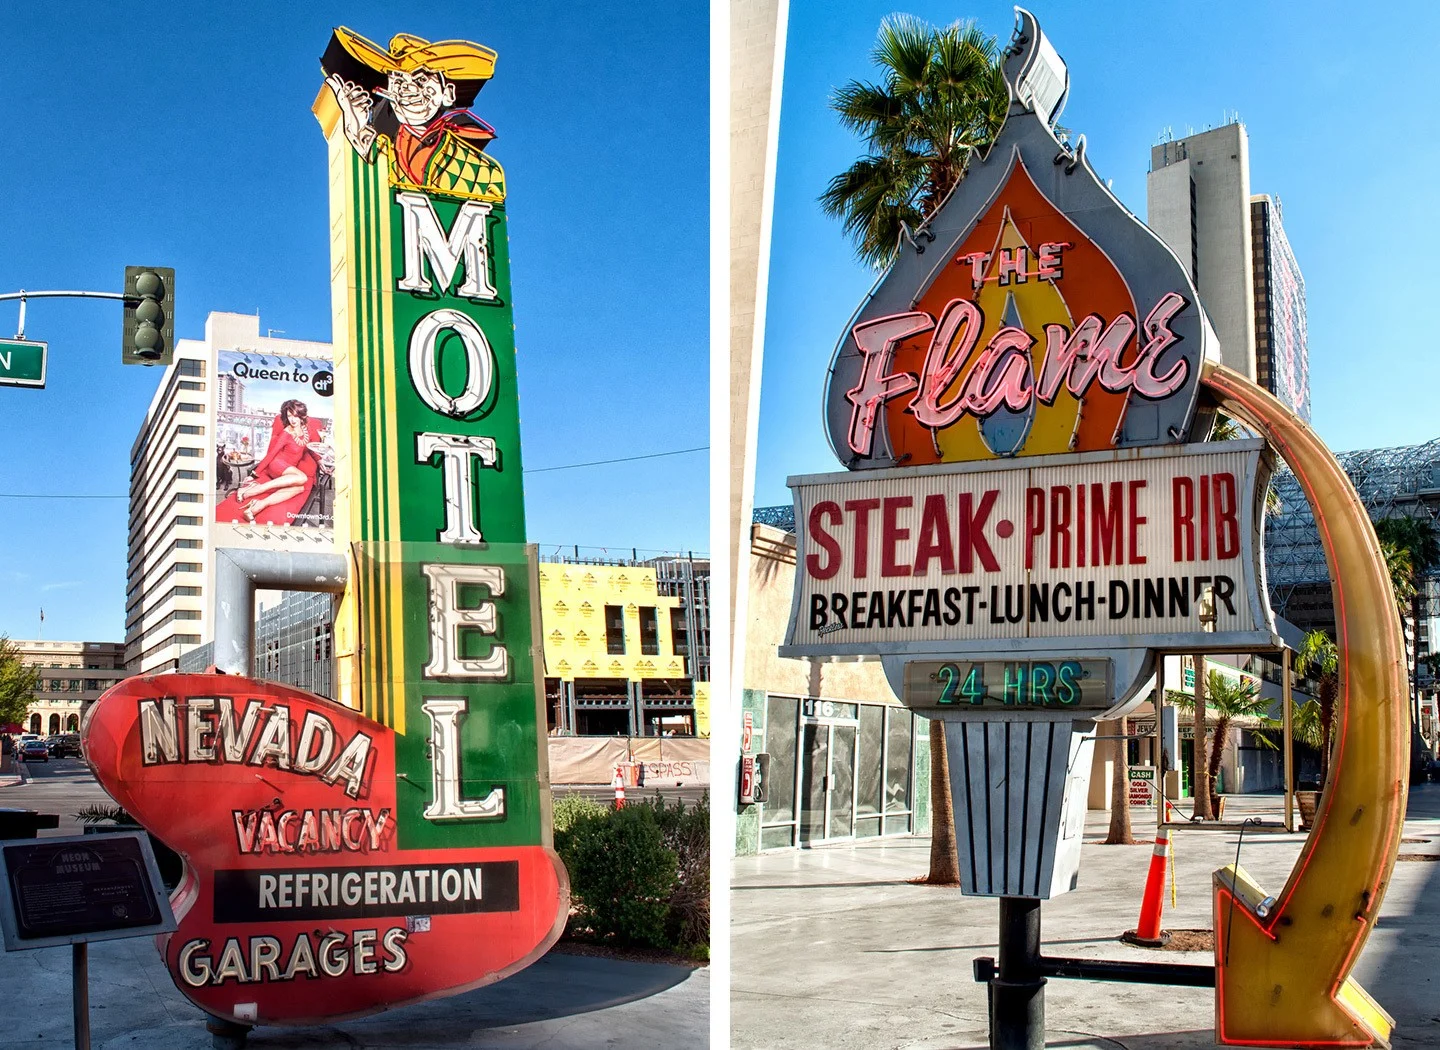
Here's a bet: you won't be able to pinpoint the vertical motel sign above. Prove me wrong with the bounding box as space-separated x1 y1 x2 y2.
79 27 565 1031
315 24 567 1009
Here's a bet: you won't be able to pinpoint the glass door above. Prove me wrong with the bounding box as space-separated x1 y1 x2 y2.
828 725 856 839
798 721 859 844
799 723 829 843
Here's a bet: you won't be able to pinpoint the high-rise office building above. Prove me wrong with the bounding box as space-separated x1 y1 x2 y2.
1251 195 1310 421
1147 122 1310 420
125 312 332 673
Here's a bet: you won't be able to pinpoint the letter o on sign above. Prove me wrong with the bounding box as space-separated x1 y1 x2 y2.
408 308 494 418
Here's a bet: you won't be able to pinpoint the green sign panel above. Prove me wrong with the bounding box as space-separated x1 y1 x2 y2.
319 26 548 853
0 339 46 388
903 658 1112 710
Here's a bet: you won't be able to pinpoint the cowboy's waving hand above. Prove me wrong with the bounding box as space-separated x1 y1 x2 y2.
326 73 377 157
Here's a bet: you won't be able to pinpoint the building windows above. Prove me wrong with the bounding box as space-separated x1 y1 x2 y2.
175 492 202 503
178 380 204 391
176 469 202 480
174 515 202 527
177 403 204 413
177 359 205 377
671 611 689 657
173 538 202 551
177 447 203 457
178 424 204 435
605 605 625 655
639 607 659 655
174 562 201 573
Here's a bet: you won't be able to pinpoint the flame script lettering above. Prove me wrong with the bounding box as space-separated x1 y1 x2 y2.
845 292 1191 457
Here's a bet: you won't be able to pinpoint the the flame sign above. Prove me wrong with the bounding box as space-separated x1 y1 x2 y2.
824 11 1217 469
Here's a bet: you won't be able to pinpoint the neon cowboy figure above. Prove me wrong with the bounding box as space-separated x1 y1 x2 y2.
322 27 505 203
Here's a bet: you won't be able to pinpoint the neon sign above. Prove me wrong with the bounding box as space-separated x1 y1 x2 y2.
823 129 1217 468
85 26 566 1029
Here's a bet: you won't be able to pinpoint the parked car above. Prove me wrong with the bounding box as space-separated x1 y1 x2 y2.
20 739 49 762
47 734 82 759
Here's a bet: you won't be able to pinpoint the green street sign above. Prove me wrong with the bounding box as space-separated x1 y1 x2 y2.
0 339 46 388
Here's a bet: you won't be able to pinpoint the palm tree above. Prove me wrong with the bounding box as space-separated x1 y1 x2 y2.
820 14 1008 270
1172 671 1276 816
823 15 1010 884
1293 630 1339 784
1372 515 1438 779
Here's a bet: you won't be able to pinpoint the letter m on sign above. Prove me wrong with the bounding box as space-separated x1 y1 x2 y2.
395 190 499 302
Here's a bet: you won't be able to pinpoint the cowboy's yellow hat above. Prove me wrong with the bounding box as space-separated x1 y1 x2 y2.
322 27 496 106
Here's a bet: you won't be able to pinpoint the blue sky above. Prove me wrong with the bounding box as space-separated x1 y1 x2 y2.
0 2 707 643
755 0 1440 507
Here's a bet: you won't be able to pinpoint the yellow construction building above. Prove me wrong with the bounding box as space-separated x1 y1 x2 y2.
537 559 709 738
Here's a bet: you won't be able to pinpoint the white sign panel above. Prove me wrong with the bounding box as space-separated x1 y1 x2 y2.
782 441 1276 661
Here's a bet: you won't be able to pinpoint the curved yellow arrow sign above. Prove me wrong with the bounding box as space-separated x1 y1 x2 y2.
1204 362 1408 1047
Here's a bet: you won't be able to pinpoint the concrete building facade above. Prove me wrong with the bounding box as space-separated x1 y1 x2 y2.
11 639 126 735
1147 122 1310 419
1148 123 1256 379
737 521 927 855
125 313 332 673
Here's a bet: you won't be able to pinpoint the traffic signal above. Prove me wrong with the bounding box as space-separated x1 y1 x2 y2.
122 266 175 366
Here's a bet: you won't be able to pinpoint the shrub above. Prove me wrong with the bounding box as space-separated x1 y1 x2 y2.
558 803 677 948
647 792 710 954
551 793 607 836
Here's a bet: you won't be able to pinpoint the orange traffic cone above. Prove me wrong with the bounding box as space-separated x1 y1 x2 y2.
612 766 626 810
1122 826 1172 947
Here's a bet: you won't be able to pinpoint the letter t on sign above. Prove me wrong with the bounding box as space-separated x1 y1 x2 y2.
422 563 508 679
416 433 499 543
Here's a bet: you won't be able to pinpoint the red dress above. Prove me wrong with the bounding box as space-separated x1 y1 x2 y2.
215 418 324 526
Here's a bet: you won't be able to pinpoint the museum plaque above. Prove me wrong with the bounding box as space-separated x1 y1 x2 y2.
0 832 176 950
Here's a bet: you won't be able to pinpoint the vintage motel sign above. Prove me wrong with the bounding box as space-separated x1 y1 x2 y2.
84 27 565 1027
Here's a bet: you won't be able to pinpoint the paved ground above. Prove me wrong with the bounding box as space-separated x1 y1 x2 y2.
0 762 708 1049
732 786 1440 1049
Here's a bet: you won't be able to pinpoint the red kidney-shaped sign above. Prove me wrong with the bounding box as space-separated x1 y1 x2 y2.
82 673 566 1025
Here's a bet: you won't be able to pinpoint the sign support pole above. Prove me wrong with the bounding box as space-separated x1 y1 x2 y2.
1155 658 1166 819
72 942 88 1050
991 897 1045 1050
1282 648 1295 831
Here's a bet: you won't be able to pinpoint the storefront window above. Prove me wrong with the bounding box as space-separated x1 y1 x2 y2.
884 707 914 834
763 695 798 828
855 704 884 837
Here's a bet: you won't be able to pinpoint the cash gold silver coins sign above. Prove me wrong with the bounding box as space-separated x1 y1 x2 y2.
82 27 565 1028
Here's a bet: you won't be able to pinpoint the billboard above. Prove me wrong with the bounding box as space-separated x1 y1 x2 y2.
214 350 335 528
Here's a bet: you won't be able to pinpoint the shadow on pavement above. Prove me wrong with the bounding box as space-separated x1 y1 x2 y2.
235 952 700 1047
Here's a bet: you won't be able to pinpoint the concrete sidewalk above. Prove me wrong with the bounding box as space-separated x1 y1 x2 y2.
731 786 1440 1049
0 939 707 1049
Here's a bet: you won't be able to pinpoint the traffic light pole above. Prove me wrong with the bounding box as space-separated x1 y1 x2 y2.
0 290 131 339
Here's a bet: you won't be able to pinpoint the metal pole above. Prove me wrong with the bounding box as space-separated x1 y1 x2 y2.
72 941 89 1050
1155 656 1166 822
1283 648 1295 831
991 897 1045 1050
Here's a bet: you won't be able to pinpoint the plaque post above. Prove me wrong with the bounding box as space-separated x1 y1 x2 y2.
72 941 89 1050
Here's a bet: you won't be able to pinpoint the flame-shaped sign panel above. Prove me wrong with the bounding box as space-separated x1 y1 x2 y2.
825 11 1217 469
